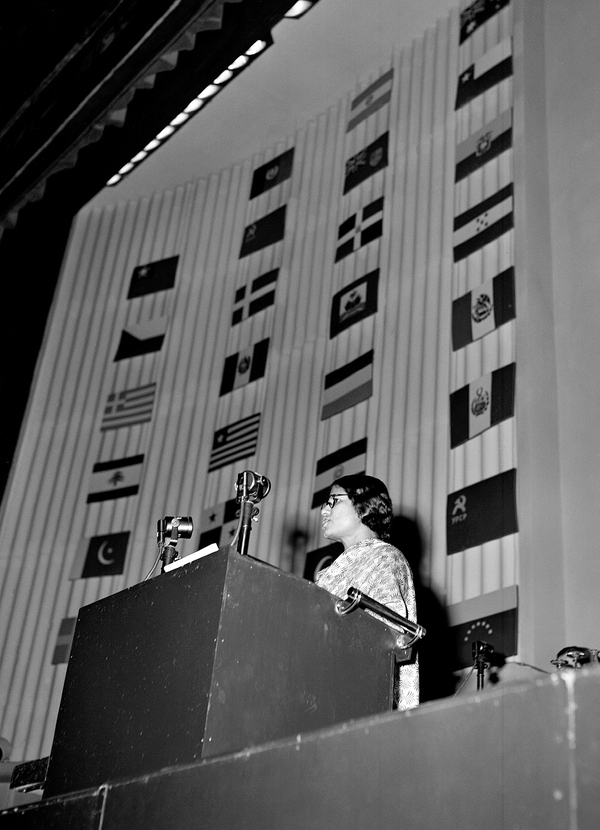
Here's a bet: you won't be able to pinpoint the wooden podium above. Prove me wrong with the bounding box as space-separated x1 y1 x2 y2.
43 549 404 799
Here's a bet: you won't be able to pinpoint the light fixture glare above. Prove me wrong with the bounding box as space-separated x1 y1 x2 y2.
228 55 249 70
107 175 121 186
246 39 267 56
144 139 161 151
184 98 204 113
131 151 148 163
198 84 220 99
284 0 312 17
118 163 135 175
156 125 176 140
214 69 234 84
170 112 190 126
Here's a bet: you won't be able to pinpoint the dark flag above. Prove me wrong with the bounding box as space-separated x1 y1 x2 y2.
459 0 511 44
450 363 516 447
346 69 393 132
452 266 516 350
335 197 384 262
312 438 367 508
52 617 77 665
208 413 261 473
343 132 389 194
249 148 294 198
303 542 343 581
448 586 518 670
70 532 130 579
239 206 286 257
113 317 168 361
455 38 513 110
330 270 379 337
453 183 513 262
231 268 278 325
447 468 518 554
86 454 144 503
127 256 179 299
455 109 512 182
101 382 156 431
220 339 270 395
321 350 374 420
198 498 239 548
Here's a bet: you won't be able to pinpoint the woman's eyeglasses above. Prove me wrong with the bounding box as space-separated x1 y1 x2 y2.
321 494 349 510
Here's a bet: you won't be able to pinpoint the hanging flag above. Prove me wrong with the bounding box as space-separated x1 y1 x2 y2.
220 339 270 395
127 255 179 299
52 617 77 665
459 0 511 44
346 69 393 132
335 197 384 262
452 266 516 350
113 316 168 361
208 413 261 473
321 350 374 420
100 382 156 431
70 532 130 579
453 183 513 262
86 454 144 503
446 468 518 554
303 542 343 581
455 109 512 182
448 586 518 669
450 363 516 448
343 132 389 194
239 206 286 257
330 270 379 337
455 38 513 109
231 268 278 325
198 498 239 548
311 438 368 508
250 148 294 199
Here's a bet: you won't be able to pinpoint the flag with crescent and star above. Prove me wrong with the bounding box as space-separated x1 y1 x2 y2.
70 532 130 579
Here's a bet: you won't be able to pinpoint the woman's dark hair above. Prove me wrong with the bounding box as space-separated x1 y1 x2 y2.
333 474 393 542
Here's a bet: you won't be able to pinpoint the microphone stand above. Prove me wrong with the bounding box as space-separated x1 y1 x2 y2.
234 470 271 556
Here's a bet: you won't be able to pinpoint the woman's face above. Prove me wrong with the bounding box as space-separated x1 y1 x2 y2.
320 485 363 546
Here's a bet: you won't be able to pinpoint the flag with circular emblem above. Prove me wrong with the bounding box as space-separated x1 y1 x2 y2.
219 339 270 395
249 148 294 199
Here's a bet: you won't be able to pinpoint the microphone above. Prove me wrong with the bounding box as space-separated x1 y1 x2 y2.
235 470 271 504
338 586 426 640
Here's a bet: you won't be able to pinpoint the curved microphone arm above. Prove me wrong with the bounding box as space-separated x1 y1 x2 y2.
335 586 426 646
235 470 271 556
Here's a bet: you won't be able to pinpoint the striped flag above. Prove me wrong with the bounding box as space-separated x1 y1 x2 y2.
459 0 511 44
455 109 512 182
452 266 515 350
250 148 294 198
343 132 389 194
335 197 384 262
70 532 130 579
232 268 278 325
448 585 518 669
208 413 261 473
453 183 513 262
101 382 156 431
86 454 144 503
113 316 168 361
321 350 374 420
447 468 518 554
455 38 513 109
311 438 367 508
450 363 516 447
330 270 379 337
52 617 77 665
346 69 393 132
239 206 286 257
220 339 269 395
198 498 239 548
127 256 178 299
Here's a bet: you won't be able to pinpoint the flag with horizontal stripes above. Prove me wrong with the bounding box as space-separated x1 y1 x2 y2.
335 197 384 262
208 413 261 473
86 454 144 503
232 268 278 325
455 109 512 182
450 363 515 447
127 256 178 299
239 206 286 257
304 542 343 581
220 339 270 395
343 132 389 194
455 38 513 109
70 532 130 579
101 382 156 431
452 266 515 350
198 498 239 548
321 350 374 420
250 148 294 198
453 183 513 262
52 617 77 665
330 270 379 337
346 69 393 132
311 438 367 508
448 586 518 669
113 316 168 361
447 468 518 554
459 0 511 44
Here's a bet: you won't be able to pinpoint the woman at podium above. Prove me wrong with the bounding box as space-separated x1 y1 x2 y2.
316 474 419 710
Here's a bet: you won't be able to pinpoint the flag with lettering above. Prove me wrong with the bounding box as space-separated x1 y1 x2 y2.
455 109 512 182
343 132 389 194
239 206 286 257
113 317 168 361
312 438 367 508
231 268 278 325
86 454 144 503
198 498 239 548
52 617 77 665
220 339 270 395
304 542 343 581
127 256 179 299
330 270 379 337
448 586 518 669
447 468 518 554
335 197 384 262
450 363 516 447
321 350 374 420
455 38 513 109
70 532 130 579
250 149 294 198
208 413 261 473
459 0 511 44
452 266 516 350
346 69 393 132
453 183 513 262
100 382 156 431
